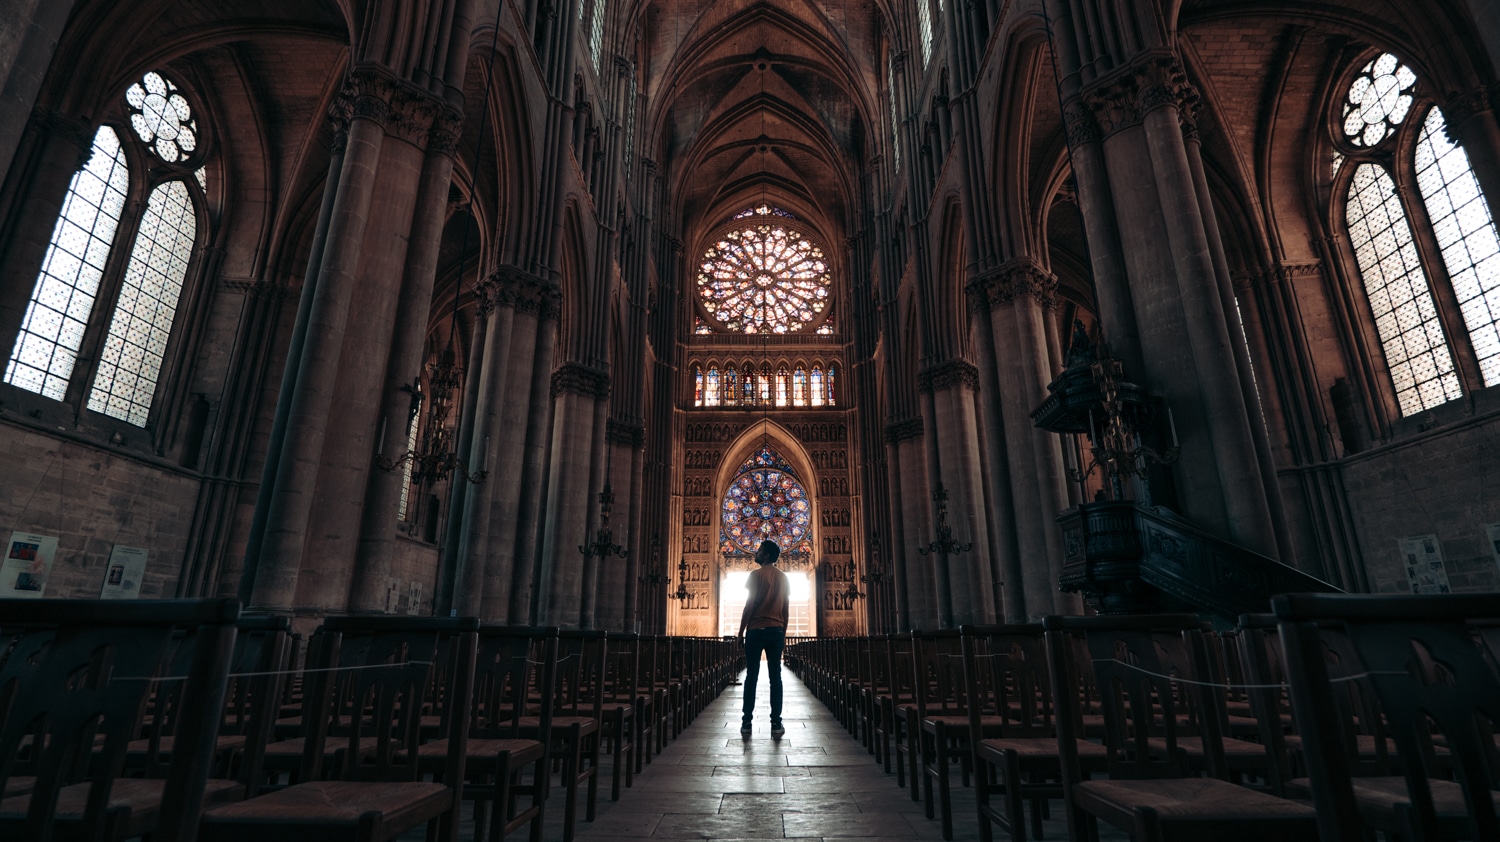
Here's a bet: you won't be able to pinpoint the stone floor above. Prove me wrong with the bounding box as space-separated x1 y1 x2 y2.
406 665 1129 841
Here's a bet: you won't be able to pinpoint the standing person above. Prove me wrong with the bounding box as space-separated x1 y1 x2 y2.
738 539 790 738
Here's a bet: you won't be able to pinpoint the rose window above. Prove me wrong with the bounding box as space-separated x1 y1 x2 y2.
721 447 812 555
1342 53 1416 148
127 71 198 163
697 218 830 334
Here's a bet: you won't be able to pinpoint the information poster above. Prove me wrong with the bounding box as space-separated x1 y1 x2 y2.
1 531 59 599
99 545 148 600
1399 534 1451 594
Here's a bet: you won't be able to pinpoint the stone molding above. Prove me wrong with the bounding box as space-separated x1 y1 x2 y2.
329 64 464 154
31 107 97 166
1081 50 1200 139
884 417 923 443
1232 261 1321 291
918 358 980 394
551 361 611 400
606 416 646 448
965 259 1059 312
221 278 289 302
1441 82 1500 142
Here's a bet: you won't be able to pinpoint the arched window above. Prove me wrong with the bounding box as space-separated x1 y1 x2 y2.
775 365 789 407
694 365 703 406
792 365 807 406
724 366 738 406
1334 52 1499 416
742 367 756 406
5 70 207 428
705 366 720 406
759 363 773 403
827 365 837 406
810 366 824 406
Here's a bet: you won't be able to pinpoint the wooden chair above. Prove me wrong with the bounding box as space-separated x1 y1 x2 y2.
536 629 604 842
0 598 240 842
601 631 638 800
963 623 1109 842
911 629 975 832
201 615 478 842
1045 614 1318 842
1275 593 1500 841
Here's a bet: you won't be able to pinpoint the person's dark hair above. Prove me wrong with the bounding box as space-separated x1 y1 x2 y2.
756 539 781 564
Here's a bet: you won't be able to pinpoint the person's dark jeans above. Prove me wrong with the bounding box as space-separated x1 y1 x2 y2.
742 626 786 727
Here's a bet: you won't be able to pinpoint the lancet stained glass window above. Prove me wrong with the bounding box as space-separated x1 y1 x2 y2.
793 366 807 406
1414 106 1500 385
88 180 197 425
1346 162 1461 415
720 446 812 557
6 127 130 399
697 221 830 334
810 367 824 406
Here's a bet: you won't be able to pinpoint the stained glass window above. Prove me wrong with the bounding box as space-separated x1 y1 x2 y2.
731 204 795 221
816 314 835 335
87 180 196 425
828 365 836 406
6 127 129 399
398 407 420 520
759 364 772 402
1414 106 1500 386
917 0 934 67
694 366 703 406
775 365 789 406
1342 53 1415 148
693 316 714 335
588 0 606 71
724 366 738 406
127 71 198 163
720 446 812 557
742 369 756 405
705 366 720 406
696 222 831 334
888 55 901 172
1346 162 1461 415
810 366 824 406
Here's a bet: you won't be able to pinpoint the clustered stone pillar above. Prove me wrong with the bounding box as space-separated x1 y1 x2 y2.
243 64 466 615
968 260 1078 619
1045 0 1288 560
538 362 610 626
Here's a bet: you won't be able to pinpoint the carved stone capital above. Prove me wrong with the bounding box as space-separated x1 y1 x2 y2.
918 358 980 394
31 107 96 166
1082 50 1199 139
606 416 646 448
1440 82 1500 142
551 362 611 400
478 266 560 318
1062 99 1103 147
331 64 455 151
966 259 1058 312
884 417 923 443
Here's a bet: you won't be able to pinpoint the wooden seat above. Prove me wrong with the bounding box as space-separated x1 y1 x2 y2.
201 616 478 842
1045 614 1318 842
0 598 240 842
1275 593 1500 841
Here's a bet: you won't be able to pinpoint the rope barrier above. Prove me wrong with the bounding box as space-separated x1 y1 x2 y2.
1090 658 1409 690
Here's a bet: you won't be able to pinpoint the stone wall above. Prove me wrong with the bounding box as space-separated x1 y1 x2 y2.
0 420 199 599
1341 405 1500 594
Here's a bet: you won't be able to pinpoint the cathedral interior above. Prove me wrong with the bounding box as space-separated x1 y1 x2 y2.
5 0 1500 839
4 0 1499 631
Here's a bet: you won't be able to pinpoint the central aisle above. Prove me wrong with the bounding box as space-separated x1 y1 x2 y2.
566 666 974 841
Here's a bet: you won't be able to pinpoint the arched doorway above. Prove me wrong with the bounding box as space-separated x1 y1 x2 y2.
714 441 818 637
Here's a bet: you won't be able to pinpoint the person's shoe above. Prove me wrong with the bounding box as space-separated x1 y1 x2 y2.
740 723 752 737
770 724 785 739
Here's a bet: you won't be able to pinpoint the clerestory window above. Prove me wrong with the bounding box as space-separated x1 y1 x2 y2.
5 70 209 428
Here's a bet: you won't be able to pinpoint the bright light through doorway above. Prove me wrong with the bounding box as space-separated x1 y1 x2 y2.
719 569 814 637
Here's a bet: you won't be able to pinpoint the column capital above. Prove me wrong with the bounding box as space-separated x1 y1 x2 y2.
1439 81 1500 141
30 107 96 166
551 361 611 400
606 415 646 447
965 257 1058 312
329 63 462 152
917 359 980 394
1081 49 1199 139
884 417 924 443
476 266 561 318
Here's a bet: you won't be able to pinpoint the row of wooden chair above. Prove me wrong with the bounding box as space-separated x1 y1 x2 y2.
790 594 1500 842
0 601 740 842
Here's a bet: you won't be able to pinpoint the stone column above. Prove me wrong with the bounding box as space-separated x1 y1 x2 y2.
965 289 1026 622
537 361 608 625
508 290 561 622
919 360 996 625
974 260 1076 617
350 110 464 614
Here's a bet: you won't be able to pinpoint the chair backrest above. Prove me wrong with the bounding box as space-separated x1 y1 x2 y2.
306 616 478 784
0 598 239 842
1045 614 1227 781
1275 593 1500 842
910 630 965 718
1235 613 1296 796
556 630 607 720
473 626 557 744
605 632 642 706
959 624 1049 742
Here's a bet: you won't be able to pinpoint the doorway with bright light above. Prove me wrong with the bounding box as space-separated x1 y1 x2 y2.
718 568 815 637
